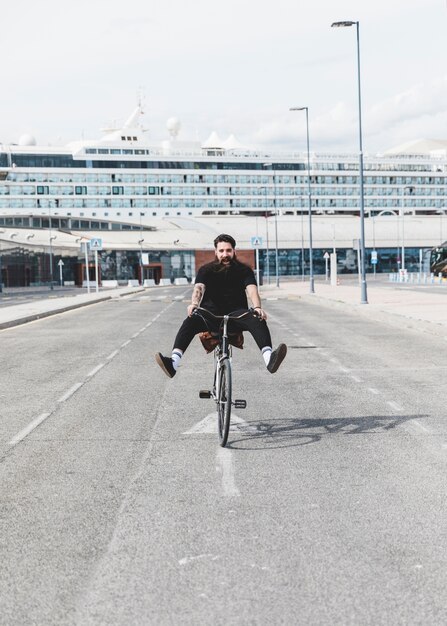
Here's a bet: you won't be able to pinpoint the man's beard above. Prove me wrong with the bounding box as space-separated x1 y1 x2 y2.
213 255 237 272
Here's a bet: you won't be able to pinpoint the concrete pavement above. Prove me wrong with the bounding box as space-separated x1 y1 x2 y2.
260 276 447 339
0 277 445 339
0 286 145 330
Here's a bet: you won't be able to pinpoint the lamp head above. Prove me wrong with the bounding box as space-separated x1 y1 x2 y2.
331 20 356 27
290 107 307 112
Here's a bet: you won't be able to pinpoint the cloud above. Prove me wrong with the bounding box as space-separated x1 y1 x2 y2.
244 75 447 153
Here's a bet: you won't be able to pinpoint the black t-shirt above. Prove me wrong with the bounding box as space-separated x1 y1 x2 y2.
195 260 257 314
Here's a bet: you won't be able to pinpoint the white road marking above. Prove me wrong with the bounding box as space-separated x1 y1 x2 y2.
58 382 83 403
8 413 52 446
351 375 362 383
6 300 177 450
184 413 257 434
121 340 131 348
178 554 218 566
216 447 240 497
412 420 430 433
368 387 380 395
87 363 105 377
131 332 139 339
339 366 350 373
387 401 403 412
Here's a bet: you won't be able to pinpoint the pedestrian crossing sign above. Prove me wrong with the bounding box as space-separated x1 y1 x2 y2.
251 236 263 247
89 238 103 251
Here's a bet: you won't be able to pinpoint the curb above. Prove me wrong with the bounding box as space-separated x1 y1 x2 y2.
0 287 147 331
0 295 113 330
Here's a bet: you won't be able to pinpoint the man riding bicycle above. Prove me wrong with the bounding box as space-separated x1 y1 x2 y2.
155 233 287 378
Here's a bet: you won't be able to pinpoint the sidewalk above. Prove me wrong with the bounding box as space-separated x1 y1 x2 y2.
0 286 145 330
260 278 447 340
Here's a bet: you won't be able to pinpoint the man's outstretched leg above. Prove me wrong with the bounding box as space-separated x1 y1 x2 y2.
233 312 287 374
155 314 209 378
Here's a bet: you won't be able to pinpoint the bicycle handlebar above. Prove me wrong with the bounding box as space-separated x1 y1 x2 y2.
193 307 258 320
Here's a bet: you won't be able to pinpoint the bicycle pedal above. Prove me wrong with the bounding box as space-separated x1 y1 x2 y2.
234 399 247 409
199 390 212 399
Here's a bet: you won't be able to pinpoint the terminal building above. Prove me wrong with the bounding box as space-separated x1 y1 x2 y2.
0 108 446 287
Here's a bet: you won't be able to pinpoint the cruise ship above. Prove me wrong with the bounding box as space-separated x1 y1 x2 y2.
0 107 446 287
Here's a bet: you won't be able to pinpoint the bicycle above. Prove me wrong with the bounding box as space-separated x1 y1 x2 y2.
194 307 253 447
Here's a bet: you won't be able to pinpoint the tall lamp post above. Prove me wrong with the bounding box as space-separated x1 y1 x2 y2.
263 185 270 284
331 20 368 304
400 185 415 272
138 238 145 285
290 106 315 293
0 230 3 293
48 205 54 290
263 163 279 287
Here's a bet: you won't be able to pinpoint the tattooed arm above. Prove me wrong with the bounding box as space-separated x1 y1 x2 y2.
187 282 205 316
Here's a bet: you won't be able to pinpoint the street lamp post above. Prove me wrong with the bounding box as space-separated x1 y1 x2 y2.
331 20 368 304
263 186 270 284
138 238 145 285
263 163 279 287
400 185 415 272
48 206 54 290
290 106 315 293
0 230 3 293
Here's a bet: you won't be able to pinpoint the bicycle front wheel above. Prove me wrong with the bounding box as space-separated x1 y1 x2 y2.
217 358 232 447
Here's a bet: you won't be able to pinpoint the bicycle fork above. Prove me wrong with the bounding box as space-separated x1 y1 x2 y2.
199 347 247 409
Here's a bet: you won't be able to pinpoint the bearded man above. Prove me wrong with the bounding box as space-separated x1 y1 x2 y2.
155 233 287 378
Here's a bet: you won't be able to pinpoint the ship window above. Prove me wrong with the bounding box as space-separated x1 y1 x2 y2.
111 149 121 155
86 149 97 154
81 220 89 228
98 149 109 154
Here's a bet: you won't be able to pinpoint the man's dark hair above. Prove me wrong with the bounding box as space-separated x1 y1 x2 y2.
213 233 236 249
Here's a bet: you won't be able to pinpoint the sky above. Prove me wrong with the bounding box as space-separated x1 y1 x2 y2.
1 0 446 154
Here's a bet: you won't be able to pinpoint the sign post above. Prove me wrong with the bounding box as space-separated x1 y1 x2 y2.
323 251 330 281
251 236 263 286
58 259 64 286
371 250 378 279
82 241 90 293
89 238 103 293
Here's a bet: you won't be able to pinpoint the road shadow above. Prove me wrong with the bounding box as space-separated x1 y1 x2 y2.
228 414 427 450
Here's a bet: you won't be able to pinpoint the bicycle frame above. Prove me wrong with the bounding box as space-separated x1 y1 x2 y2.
197 308 249 446
212 315 232 401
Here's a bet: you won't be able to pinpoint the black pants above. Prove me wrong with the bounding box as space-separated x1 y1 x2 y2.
173 309 272 353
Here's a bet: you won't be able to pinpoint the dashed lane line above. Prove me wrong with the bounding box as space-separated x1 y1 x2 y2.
58 383 83 403
87 363 106 378
8 413 52 446
387 401 404 412
5 298 181 452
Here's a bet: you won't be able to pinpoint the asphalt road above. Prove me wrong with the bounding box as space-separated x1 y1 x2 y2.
1 287 447 625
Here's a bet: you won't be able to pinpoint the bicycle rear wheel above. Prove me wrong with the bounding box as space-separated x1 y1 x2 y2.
217 358 232 447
